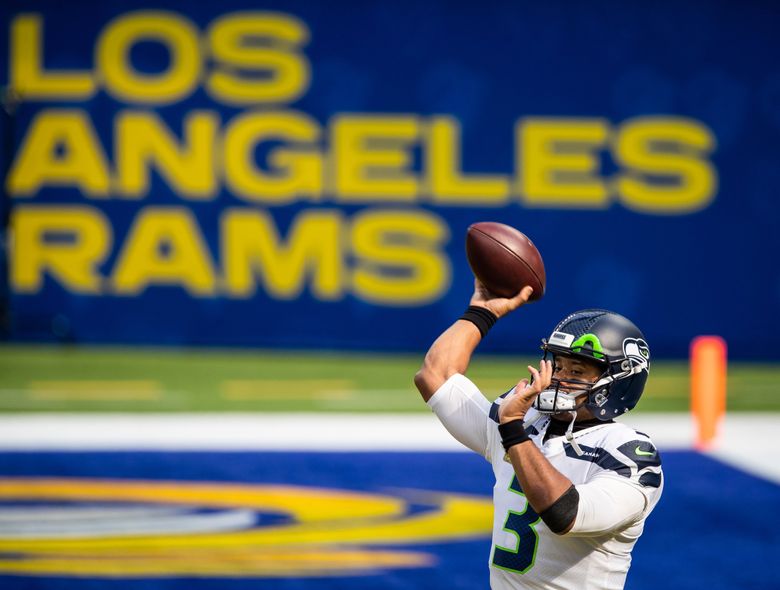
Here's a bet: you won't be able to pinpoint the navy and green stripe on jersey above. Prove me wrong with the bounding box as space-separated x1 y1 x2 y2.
564 440 662 488
489 391 662 489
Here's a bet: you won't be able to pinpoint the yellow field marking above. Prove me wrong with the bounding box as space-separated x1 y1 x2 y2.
0 479 404 525
0 479 492 550
220 379 355 400
0 547 432 577
0 478 491 577
27 381 161 401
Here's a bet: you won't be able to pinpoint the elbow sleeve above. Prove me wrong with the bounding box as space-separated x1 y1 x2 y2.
539 485 579 534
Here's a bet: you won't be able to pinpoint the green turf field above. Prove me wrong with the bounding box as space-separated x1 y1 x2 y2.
0 345 776 413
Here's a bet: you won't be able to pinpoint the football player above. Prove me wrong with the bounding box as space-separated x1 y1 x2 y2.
414 281 663 590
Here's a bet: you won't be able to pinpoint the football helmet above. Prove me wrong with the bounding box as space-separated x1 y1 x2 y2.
533 309 650 420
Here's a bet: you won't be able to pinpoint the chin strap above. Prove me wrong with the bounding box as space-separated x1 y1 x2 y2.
565 412 584 456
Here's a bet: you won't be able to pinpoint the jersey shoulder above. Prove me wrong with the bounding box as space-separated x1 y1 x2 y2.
569 422 663 490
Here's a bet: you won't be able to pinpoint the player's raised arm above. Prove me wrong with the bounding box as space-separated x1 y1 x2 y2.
413 281 533 402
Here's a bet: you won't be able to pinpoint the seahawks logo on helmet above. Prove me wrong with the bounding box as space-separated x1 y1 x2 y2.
622 337 650 372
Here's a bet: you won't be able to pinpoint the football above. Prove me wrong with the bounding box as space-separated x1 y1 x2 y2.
465 222 546 301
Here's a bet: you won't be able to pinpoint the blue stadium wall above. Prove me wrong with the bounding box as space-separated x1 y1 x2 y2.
1 1 779 359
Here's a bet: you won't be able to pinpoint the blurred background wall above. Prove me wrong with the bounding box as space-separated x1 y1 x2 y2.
2 0 779 358
2 5 780 590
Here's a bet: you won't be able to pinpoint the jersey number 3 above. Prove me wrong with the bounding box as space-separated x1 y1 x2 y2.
492 475 541 574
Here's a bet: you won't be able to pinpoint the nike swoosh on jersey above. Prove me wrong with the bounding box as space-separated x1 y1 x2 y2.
635 446 655 456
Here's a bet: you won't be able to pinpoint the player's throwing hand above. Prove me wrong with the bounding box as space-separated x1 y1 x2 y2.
469 279 534 319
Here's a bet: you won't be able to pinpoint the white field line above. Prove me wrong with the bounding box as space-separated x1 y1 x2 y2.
706 416 780 486
0 413 777 484
0 413 463 451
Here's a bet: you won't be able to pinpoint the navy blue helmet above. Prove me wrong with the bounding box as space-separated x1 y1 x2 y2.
540 309 650 420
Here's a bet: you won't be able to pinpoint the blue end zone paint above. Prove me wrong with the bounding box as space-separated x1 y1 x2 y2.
629 452 780 590
0 451 778 590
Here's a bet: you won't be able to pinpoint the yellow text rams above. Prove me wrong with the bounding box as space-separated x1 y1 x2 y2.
12 206 451 305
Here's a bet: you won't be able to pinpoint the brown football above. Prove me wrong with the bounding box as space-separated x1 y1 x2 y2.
465 222 546 300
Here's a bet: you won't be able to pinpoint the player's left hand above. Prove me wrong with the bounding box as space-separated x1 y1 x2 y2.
498 359 553 424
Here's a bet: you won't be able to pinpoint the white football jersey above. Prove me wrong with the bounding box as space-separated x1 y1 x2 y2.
428 374 663 590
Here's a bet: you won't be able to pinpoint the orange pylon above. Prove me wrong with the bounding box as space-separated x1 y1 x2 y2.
690 336 727 450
